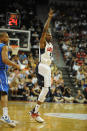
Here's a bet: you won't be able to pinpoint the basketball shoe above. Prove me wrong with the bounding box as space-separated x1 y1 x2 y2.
0 115 16 127
29 110 44 123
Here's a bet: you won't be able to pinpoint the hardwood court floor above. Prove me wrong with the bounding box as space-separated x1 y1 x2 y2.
0 101 87 131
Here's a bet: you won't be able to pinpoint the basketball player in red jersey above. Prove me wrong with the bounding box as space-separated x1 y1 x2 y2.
29 8 54 123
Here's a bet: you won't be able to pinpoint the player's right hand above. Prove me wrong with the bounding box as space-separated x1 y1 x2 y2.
16 65 20 70
49 8 54 18
19 64 26 70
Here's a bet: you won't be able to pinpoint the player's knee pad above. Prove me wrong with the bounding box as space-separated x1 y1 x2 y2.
1 91 7 96
38 87 49 103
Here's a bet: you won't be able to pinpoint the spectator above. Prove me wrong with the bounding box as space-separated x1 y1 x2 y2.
22 85 30 101
63 87 74 103
53 88 64 103
19 52 27 62
74 90 87 104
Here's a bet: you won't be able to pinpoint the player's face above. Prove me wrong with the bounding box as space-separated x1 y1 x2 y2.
2 33 9 44
46 34 52 42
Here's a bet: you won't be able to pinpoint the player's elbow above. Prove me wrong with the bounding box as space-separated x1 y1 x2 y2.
2 57 9 64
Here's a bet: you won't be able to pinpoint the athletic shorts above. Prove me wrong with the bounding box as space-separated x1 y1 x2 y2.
38 63 51 87
35 64 44 87
0 70 9 94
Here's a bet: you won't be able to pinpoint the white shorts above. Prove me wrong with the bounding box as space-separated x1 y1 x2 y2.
38 63 51 87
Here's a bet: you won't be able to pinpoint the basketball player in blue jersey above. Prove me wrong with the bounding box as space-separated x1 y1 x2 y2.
29 8 54 123
0 32 23 127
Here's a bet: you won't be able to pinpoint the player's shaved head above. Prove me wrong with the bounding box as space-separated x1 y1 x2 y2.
0 32 9 44
0 32 8 38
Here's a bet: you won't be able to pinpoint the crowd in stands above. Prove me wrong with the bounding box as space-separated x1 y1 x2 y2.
7 49 87 104
0 1 87 104
52 3 87 103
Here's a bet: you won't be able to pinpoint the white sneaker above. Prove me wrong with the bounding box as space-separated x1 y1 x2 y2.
0 116 16 127
35 116 44 123
29 111 44 123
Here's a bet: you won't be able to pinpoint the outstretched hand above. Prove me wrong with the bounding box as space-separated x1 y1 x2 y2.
48 8 54 18
16 64 26 70
19 63 27 70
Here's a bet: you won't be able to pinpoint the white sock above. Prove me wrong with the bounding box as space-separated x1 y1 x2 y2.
34 104 40 113
3 107 8 117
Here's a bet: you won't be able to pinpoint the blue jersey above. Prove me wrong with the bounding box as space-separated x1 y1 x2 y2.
0 43 8 70
0 43 9 94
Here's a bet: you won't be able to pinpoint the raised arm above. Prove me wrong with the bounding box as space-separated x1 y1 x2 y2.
40 8 54 48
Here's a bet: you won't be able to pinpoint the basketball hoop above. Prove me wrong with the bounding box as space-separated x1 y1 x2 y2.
10 45 19 55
